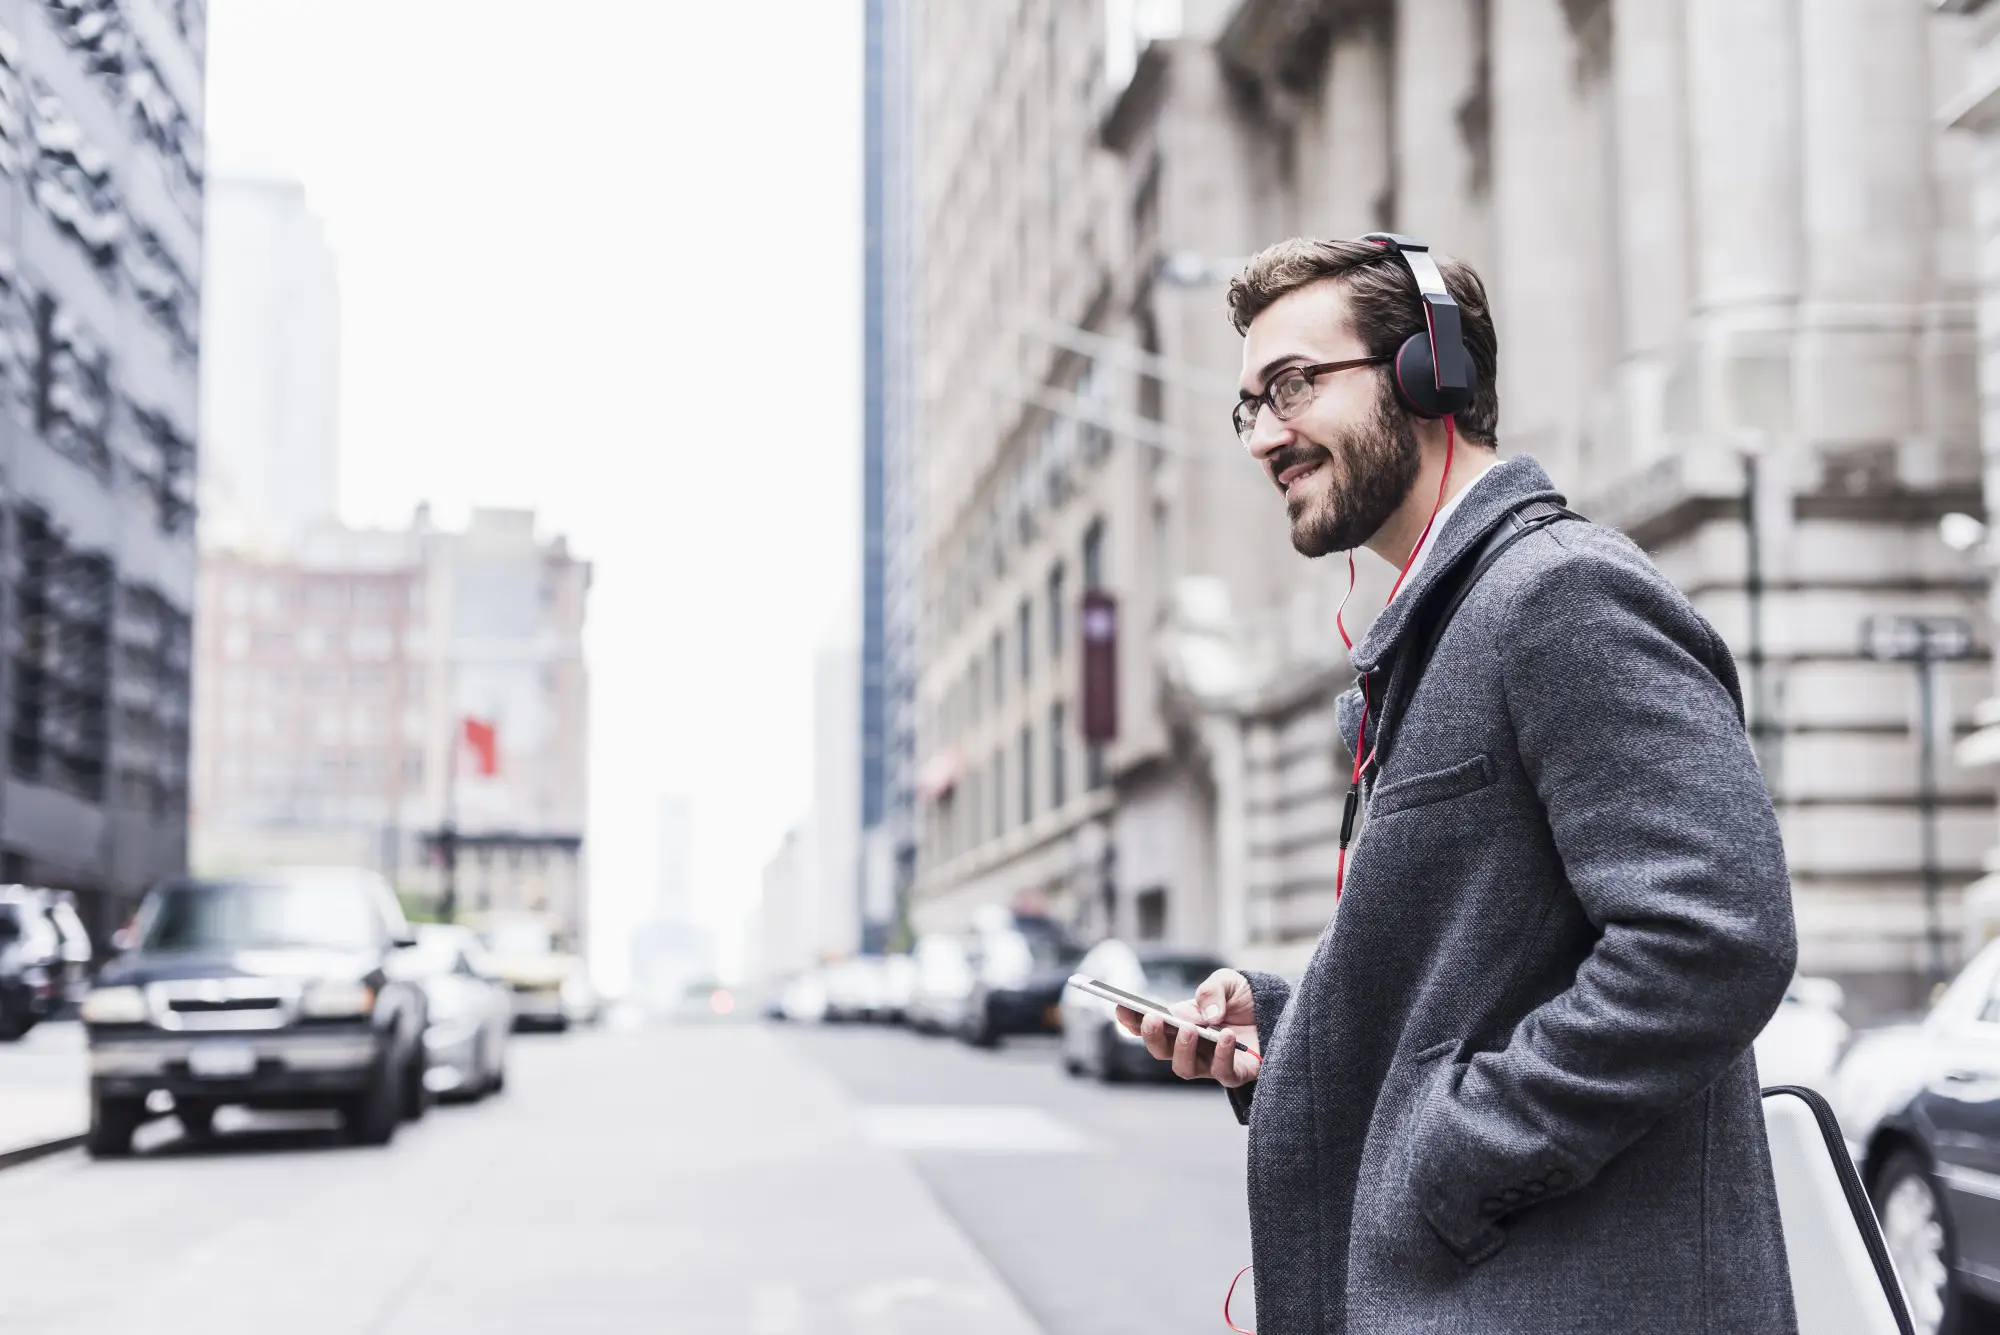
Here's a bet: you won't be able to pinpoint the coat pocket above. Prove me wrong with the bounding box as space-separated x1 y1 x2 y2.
1369 752 1495 819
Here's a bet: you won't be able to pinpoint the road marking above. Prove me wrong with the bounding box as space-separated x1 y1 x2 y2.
856 1104 1091 1153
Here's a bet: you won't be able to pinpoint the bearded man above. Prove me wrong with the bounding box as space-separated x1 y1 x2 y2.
1123 237 1800 1335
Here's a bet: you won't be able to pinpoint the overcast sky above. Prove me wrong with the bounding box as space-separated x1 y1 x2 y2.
205 2 865 984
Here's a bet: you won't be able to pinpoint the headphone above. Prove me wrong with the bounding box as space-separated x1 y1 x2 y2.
1361 232 1476 421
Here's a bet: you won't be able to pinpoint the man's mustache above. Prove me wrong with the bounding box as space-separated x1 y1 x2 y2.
1269 443 1331 489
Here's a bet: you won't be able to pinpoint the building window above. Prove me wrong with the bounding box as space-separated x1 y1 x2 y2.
1017 598 1032 682
1136 887 1167 942
1082 518 1105 590
1020 724 1034 824
1048 563 1066 658
967 768 983 846
993 749 1006 835
991 631 1004 707
1050 702 1067 810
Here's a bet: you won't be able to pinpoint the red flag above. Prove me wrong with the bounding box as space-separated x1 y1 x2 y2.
462 717 499 776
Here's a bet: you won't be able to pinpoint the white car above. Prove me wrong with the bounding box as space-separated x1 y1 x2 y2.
407 924 511 1101
906 934 976 1035
1059 939 1226 1082
1752 975 1851 1094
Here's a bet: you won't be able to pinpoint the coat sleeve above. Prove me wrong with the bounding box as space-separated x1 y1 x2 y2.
1225 969 1292 1126
1405 536 1798 1263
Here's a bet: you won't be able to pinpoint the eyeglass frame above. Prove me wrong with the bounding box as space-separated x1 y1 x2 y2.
1232 356 1392 444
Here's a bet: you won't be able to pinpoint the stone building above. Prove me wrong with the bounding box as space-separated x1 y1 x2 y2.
911 0 1988 1018
190 507 592 935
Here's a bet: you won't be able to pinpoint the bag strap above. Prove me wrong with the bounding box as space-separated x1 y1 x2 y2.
1367 499 1583 774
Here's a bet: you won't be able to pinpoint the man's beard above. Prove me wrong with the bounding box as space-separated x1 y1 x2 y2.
1281 385 1421 558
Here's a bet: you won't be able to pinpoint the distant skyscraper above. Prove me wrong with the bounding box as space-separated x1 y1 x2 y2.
861 0 919 951
198 176 340 553
656 795 691 923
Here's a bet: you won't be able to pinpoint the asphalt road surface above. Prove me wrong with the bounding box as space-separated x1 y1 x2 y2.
0 1016 1252 1334
778 1022 1253 1335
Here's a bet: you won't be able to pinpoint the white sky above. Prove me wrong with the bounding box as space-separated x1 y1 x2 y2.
205 1 865 986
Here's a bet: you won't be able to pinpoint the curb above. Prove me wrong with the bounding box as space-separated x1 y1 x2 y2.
0 1133 84 1170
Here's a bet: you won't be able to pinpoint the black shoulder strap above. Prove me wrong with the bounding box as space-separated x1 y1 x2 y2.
1367 499 1583 772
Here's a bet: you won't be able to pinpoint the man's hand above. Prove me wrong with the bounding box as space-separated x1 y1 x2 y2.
1114 968 1260 1088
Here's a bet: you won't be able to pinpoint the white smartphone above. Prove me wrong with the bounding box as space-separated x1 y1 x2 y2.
1065 973 1256 1055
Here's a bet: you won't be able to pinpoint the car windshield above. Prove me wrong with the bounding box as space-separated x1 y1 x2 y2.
481 922 558 957
139 881 381 953
1142 958 1225 992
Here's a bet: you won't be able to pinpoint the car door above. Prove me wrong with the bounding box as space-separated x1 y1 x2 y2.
1912 975 2000 1297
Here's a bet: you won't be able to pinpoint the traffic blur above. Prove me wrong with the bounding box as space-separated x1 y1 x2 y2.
44 867 607 1158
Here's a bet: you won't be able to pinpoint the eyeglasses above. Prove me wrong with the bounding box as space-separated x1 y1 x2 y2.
1233 357 1391 444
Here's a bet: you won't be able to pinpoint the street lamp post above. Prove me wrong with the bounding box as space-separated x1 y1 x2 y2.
1860 614 1977 989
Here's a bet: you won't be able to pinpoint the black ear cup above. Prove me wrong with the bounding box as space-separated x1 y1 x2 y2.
1391 329 1475 421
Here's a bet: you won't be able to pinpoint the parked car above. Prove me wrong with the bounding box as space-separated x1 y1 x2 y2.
880 952 917 1024
959 912 1084 1048
0 888 91 1039
406 924 511 1101
79 868 430 1156
777 970 830 1023
1752 975 1850 1092
471 911 590 1032
1059 940 1227 1082
907 934 975 1035
1832 938 2000 1334
822 957 889 1023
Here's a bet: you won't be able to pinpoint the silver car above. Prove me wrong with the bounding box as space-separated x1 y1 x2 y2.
407 925 511 1101
1059 940 1226 1082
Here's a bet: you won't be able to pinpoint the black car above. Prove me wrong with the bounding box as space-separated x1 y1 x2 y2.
80 869 430 1157
1834 938 2000 1335
958 913 1084 1048
0 887 92 1039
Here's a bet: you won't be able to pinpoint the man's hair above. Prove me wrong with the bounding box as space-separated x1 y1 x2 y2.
1225 238 1500 446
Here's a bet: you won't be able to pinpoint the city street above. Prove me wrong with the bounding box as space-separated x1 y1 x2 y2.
0 1018 1253 1334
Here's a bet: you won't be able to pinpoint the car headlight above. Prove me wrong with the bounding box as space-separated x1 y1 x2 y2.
300 980 376 1018
81 985 148 1024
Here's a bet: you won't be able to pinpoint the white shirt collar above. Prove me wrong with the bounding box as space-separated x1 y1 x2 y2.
1390 458 1499 601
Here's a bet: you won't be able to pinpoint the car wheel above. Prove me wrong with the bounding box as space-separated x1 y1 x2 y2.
402 1044 431 1122
0 1004 30 1041
176 1100 216 1140
1062 1045 1085 1077
1097 1025 1129 1084
85 1093 144 1159
344 1056 402 1147
1876 1149 1963 1335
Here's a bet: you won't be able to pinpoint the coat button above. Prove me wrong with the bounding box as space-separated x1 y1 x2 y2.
1502 1188 1525 1206
1480 1197 1505 1218
1547 1168 1570 1188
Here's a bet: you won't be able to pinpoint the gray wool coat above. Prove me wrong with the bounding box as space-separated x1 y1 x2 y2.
1226 456 1800 1335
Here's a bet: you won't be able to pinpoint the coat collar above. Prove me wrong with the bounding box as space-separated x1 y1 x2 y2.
1348 454 1565 675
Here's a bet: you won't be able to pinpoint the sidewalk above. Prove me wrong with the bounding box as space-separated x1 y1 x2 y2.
0 1019 87 1163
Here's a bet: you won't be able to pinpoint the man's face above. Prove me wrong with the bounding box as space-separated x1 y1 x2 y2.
1238 280 1419 558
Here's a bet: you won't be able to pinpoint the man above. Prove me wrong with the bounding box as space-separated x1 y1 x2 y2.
1123 237 1799 1333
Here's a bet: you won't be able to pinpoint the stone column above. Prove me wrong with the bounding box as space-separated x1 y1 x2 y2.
1308 12 1393 237
1609 0 1691 465
1395 0 1492 267
1795 0 1935 454
1491 0 1612 487
1684 0 1802 326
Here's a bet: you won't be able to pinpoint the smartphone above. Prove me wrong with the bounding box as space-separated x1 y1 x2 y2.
1065 973 1259 1058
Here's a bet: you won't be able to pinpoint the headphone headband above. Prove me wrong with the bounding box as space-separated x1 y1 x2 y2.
1359 232 1474 418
